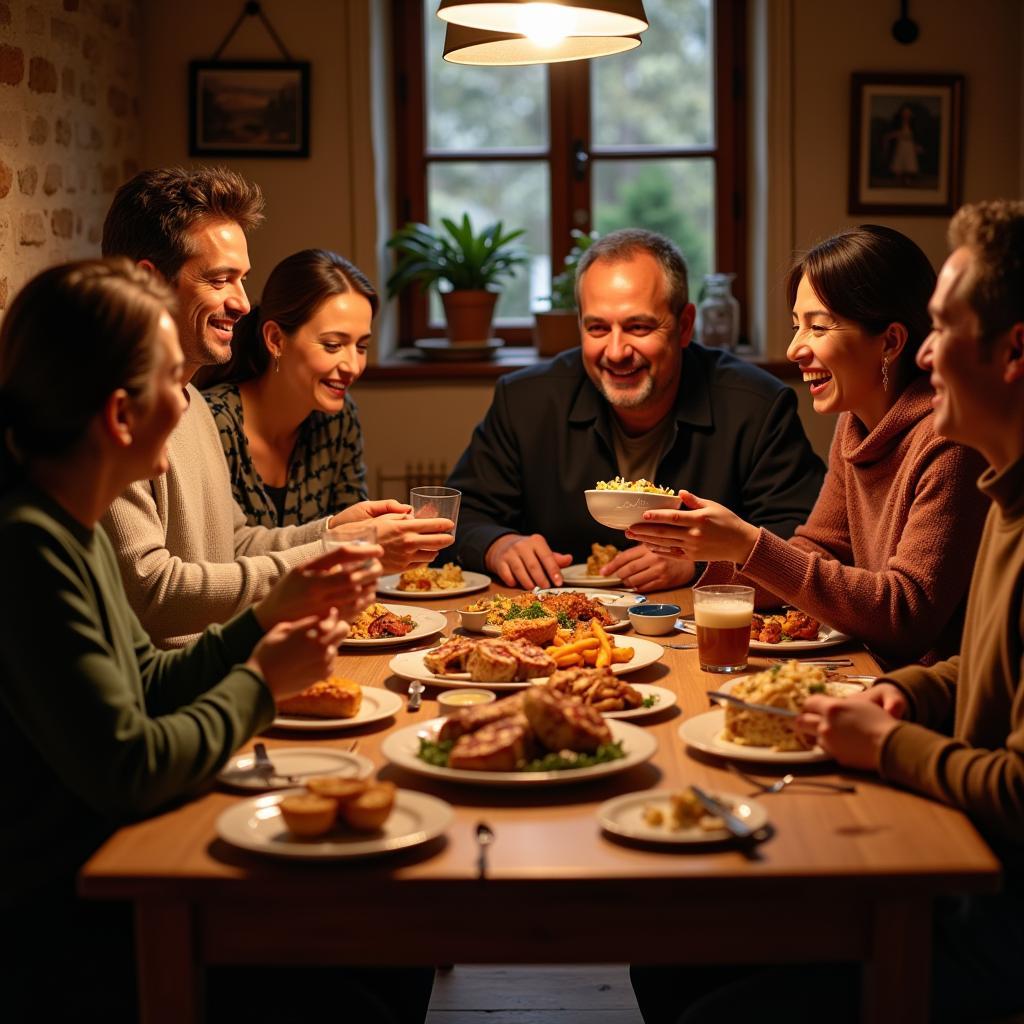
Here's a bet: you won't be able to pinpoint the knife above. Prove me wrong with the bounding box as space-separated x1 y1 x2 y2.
689 785 756 841
706 690 799 719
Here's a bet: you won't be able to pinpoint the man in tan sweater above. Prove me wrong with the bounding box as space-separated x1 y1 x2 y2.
632 203 1024 1022
100 168 452 646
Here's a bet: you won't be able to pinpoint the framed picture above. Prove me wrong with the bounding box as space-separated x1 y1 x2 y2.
848 72 964 215
189 60 310 158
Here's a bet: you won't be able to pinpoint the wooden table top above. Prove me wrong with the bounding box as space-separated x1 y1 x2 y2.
80 585 1000 903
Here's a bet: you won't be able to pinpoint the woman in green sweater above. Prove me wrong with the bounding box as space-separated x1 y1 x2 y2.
0 259 381 1019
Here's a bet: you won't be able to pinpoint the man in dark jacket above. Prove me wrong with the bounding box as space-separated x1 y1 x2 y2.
446 229 825 591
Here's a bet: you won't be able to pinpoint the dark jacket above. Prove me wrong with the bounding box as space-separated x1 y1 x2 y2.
446 345 826 571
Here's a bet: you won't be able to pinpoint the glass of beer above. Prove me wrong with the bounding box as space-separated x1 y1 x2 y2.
692 584 755 673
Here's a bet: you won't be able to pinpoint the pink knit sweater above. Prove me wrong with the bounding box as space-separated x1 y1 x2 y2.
701 377 989 666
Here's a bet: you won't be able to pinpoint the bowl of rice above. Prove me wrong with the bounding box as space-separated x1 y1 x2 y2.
585 477 681 531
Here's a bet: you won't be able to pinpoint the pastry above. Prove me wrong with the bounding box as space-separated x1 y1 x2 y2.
277 677 362 718
278 794 338 837
342 781 397 831
500 615 559 646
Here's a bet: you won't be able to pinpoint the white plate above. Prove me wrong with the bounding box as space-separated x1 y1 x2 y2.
377 571 491 600
601 683 678 720
272 687 404 731
342 605 447 648
381 717 657 787
218 747 375 792
678 620 851 652
561 564 624 587
387 635 665 690
599 789 769 845
678 708 829 764
216 787 453 858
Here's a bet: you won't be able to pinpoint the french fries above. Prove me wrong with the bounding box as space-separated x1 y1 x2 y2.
546 621 632 669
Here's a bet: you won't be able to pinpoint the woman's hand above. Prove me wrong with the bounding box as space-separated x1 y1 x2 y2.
368 514 455 572
624 490 761 564
796 695 901 772
328 499 412 528
248 608 351 701
253 543 382 630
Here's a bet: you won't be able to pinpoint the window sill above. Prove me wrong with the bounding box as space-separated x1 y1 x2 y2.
361 346 799 383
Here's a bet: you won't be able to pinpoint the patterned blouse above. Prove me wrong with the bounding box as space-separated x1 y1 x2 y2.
203 383 368 528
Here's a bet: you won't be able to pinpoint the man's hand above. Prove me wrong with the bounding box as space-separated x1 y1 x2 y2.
850 682 908 719
328 499 412 528
485 533 572 589
601 544 695 593
329 514 454 573
796 695 901 772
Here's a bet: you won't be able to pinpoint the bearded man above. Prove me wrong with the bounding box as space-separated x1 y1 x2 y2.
446 228 825 591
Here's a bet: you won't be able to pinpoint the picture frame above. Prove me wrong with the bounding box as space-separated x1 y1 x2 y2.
848 72 964 215
189 60 310 158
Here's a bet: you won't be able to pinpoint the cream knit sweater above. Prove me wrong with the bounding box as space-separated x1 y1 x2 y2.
103 385 326 648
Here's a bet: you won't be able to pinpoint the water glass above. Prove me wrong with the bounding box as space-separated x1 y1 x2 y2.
410 486 461 539
323 522 377 569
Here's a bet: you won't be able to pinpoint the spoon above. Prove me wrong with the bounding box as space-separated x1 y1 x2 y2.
475 821 494 879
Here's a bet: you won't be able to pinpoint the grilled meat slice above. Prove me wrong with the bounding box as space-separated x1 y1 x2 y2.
423 636 476 675
367 611 415 638
522 685 611 753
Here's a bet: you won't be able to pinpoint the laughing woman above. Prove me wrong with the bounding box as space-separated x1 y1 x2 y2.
626 225 989 666
201 248 453 571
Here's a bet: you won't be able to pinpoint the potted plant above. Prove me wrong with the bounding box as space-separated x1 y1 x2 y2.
533 229 597 356
386 213 528 344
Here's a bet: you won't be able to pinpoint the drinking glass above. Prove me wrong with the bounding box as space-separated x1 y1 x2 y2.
692 585 755 674
410 486 460 549
323 522 377 568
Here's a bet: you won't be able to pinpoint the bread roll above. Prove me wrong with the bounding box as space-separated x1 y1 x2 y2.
278 794 337 837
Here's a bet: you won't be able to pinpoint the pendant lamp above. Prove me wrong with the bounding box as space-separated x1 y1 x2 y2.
437 1 649 38
443 22 640 65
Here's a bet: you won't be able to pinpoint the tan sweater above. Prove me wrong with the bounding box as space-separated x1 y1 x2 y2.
701 378 989 665
880 455 1024 870
103 385 326 648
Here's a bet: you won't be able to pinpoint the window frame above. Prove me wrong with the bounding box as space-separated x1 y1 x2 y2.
391 0 747 346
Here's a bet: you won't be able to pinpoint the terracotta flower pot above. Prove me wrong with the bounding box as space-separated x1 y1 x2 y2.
442 290 498 343
533 310 580 356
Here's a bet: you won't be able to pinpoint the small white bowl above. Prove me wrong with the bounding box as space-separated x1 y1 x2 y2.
628 603 682 636
458 607 490 632
594 593 645 622
585 489 680 531
437 688 496 715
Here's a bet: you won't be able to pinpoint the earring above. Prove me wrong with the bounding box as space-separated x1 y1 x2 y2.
274 354 280 374
882 355 890 392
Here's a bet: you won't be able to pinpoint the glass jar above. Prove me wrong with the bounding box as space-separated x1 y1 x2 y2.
697 273 740 351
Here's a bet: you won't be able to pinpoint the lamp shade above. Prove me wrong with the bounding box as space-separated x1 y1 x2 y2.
442 22 640 65
437 0 648 37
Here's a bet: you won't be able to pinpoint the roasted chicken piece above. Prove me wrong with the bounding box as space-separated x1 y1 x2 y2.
545 667 643 712
521 685 611 753
782 609 820 640
367 611 414 638
423 636 476 675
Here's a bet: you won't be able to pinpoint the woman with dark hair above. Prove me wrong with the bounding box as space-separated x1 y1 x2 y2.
202 248 453 570
625 224 989 666
0 259 380 1018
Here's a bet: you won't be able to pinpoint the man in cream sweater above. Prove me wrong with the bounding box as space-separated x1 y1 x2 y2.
100 167 450 647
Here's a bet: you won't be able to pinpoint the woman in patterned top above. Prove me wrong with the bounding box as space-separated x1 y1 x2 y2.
202 249 453 570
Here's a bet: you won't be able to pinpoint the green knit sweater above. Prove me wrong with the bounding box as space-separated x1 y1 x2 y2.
0 484 276 908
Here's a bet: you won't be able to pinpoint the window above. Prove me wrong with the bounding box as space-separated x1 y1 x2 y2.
392 0 746 344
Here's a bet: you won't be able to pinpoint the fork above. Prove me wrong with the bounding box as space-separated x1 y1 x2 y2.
728 763 856 794
253 742 300 784
475 821 495 880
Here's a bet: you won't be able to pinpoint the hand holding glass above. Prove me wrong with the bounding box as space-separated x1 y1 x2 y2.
692 584 754 673
410 487 460 550
324 522 377 568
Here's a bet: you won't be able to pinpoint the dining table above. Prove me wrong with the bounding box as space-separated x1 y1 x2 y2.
78 582 1000 1024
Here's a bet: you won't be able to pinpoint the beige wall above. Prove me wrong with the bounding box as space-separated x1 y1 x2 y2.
790 0 1022 270
139 0 377 301
0 0 143 313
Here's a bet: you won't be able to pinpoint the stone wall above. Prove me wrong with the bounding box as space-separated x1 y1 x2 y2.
0 0 142 315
